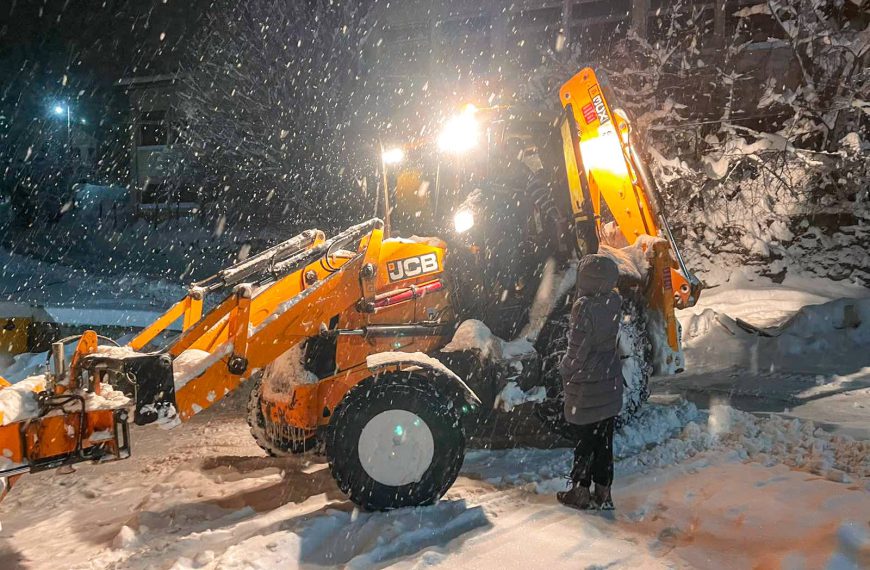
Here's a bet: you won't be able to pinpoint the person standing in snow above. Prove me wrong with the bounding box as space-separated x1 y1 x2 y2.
557 254 623 510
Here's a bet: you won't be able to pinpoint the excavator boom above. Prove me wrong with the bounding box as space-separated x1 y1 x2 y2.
559 67 701 308
558 67 702 352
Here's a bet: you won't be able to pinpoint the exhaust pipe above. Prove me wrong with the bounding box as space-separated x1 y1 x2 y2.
51 341 66 380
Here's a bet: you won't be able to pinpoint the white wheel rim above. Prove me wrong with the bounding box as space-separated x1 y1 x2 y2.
357 409 435 487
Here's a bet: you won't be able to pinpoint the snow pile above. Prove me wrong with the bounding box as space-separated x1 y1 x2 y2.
94 345 140 359
600 234 664 283
111 525 139 550
0 375 130 426
0 375 45 426
84 382 132 412
383 235 446 249
493 382 546 412
442 319 504 360
441 319 538 363
680 295 870 374
0 352 48 384
715 406 869 481
614 398 700 456
775 298 870 356
464 399 869 493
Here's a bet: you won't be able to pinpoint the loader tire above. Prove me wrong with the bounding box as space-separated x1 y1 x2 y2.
247 375 318 456
617 298 653 425
326 372 465 511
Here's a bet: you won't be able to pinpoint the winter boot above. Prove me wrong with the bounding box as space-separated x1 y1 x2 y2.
592 484 614 510
557 485 593 510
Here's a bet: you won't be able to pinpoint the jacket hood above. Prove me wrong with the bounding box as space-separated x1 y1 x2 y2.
575 254 619 296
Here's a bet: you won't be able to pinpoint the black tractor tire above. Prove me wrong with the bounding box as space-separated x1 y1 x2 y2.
246 375 319 456
326 372 466 511
617 297 653 425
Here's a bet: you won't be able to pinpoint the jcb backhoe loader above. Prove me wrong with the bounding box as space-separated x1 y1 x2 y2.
0 68 700 511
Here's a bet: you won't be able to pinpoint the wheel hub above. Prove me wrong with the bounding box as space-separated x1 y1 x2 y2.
357 409 434 487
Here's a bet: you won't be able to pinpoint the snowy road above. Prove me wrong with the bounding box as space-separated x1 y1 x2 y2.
0 387 866 569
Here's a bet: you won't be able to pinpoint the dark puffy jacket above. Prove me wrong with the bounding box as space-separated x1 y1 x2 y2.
560 255 624 425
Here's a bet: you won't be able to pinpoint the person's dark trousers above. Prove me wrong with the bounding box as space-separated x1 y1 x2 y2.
568 417 615 487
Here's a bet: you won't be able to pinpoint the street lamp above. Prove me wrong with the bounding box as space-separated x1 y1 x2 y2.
51 102 71 143
379 144 405 237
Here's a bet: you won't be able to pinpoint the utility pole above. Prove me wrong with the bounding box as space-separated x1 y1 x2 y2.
378 141 392 238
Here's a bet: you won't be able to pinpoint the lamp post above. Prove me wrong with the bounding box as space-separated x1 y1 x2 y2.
379 144 405 238
53 103 71 143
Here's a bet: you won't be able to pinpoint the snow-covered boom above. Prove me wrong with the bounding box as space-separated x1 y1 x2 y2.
0 67 699 511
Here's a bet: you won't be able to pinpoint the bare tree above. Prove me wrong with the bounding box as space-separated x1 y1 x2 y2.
526 1 869 284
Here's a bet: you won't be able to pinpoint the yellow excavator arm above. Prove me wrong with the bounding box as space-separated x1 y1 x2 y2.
558 67 702 352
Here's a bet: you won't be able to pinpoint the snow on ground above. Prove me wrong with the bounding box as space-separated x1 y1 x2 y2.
0 389 866 569
657 270 870 440
683 268 869 328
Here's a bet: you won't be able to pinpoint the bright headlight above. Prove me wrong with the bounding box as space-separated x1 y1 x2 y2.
381 147 405 165
454 209 474 233
438 105 479 154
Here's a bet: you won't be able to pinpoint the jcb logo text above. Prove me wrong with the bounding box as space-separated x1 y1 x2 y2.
387 253 439 282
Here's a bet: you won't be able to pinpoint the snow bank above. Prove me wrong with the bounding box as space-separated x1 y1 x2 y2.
776 298 870 356
463 398 868 493
681 296 870 374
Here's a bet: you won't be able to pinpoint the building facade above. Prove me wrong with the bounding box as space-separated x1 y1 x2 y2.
117 74 196 211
